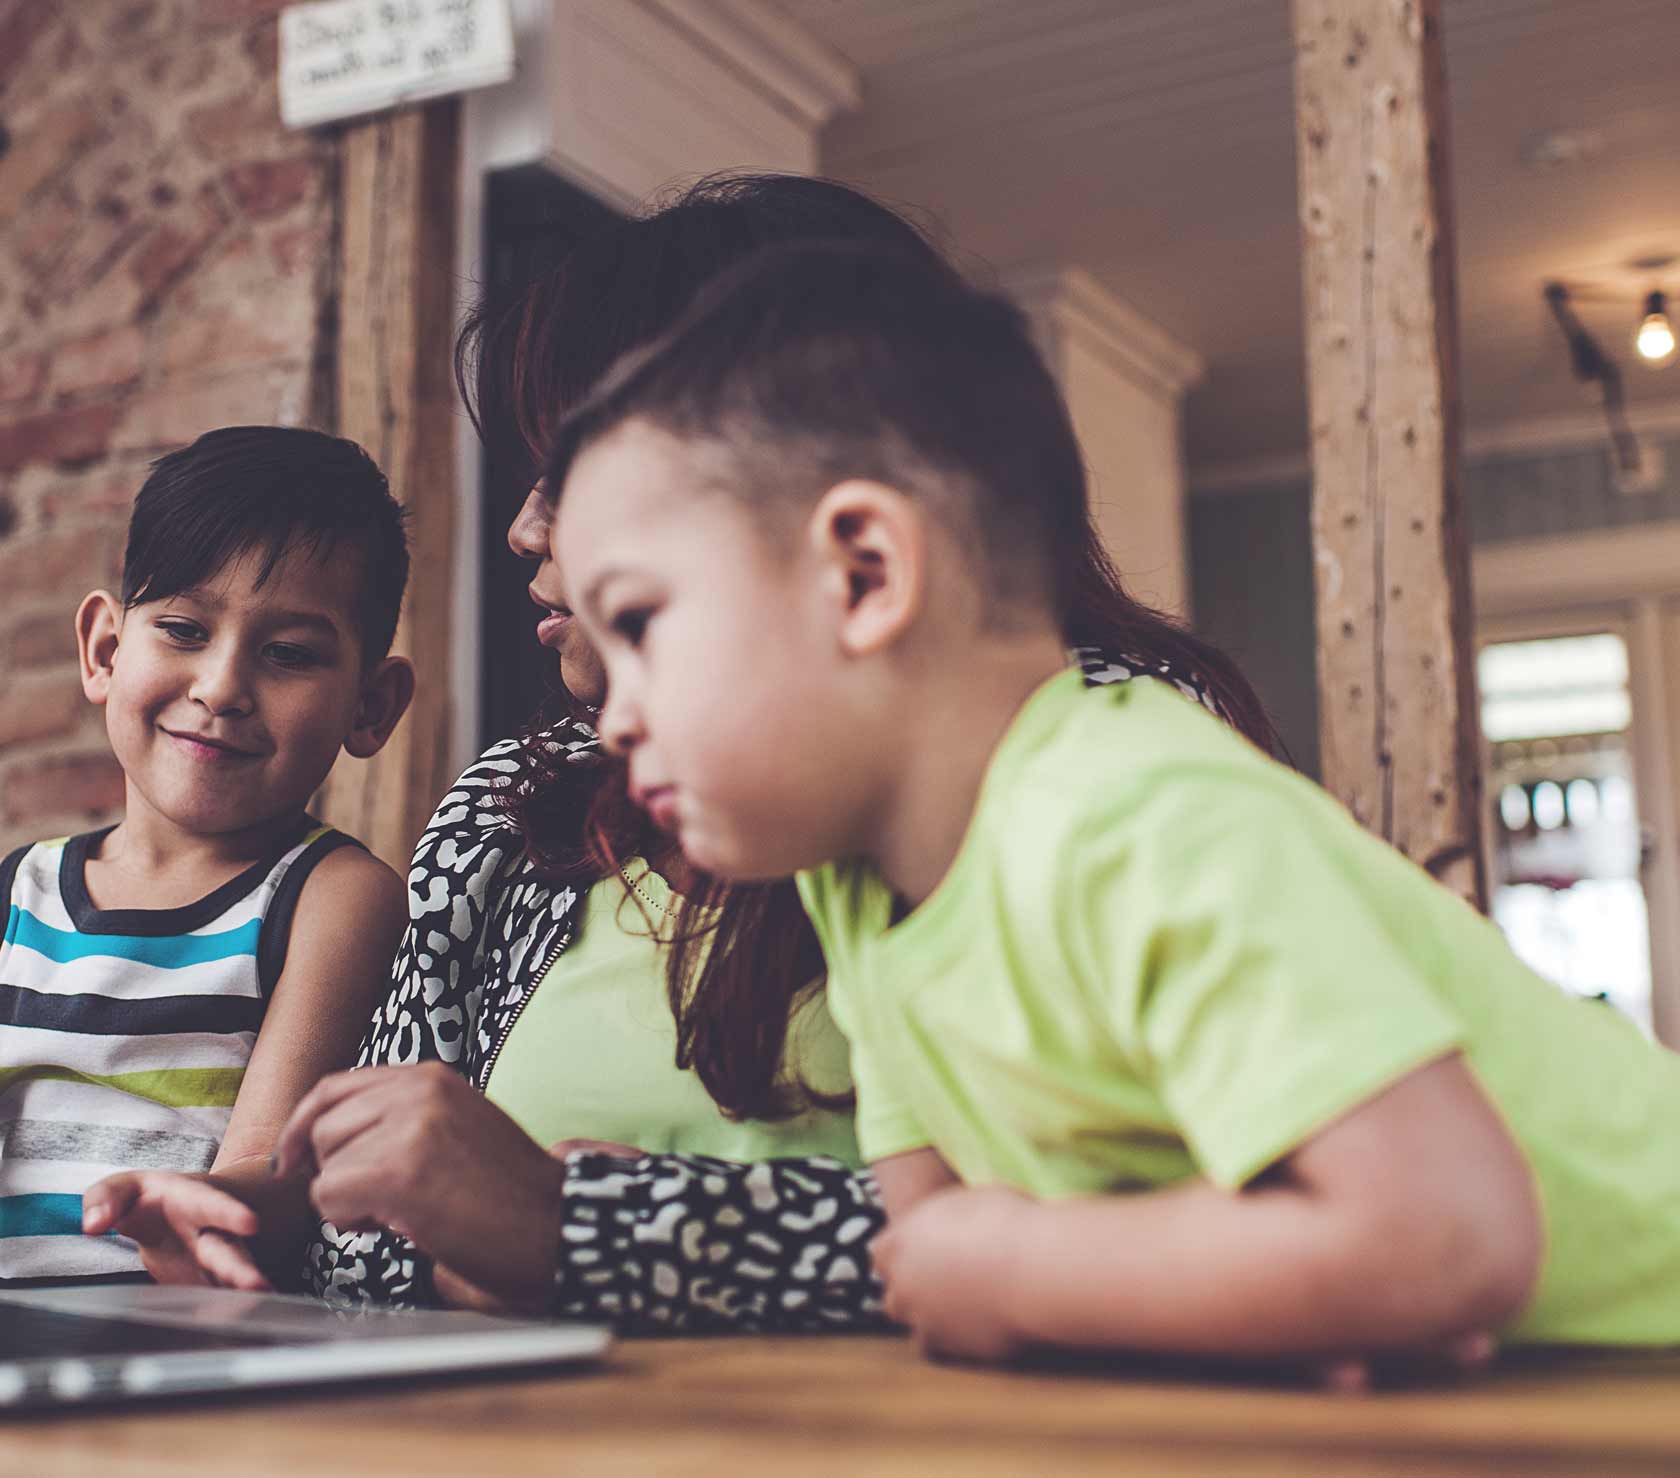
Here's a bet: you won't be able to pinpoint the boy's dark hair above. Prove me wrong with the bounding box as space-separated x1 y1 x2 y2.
122 426 410 662
546 242 1087 628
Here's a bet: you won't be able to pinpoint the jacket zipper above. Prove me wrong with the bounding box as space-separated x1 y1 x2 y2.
475 925 572 1091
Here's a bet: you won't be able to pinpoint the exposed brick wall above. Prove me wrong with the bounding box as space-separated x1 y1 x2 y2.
0 0 337 852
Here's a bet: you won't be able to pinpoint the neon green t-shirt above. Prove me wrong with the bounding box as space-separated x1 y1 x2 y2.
486 859 860 1165
799 668 1680 1346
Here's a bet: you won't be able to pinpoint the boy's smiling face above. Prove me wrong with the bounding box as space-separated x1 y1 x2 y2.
556 421 873 880
82 542 397 841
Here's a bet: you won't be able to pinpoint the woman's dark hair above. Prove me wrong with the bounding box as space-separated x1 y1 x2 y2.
457 172 1279 1123
123 425 410 663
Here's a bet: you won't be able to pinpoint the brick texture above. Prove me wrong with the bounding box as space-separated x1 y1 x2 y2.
3 753 128 832
0 674 83 749
8 610 78 671
0 5 338 852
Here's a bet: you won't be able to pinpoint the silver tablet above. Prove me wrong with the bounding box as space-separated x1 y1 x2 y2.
0 1284 610 1411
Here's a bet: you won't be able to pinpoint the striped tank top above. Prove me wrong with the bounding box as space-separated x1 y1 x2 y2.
0 821 354 1281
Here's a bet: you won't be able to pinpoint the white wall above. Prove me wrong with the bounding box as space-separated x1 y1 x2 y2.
449 0 858 772
1008 267 1202 622
1061 333 1191 618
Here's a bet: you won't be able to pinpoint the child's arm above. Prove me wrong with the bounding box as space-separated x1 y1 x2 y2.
872 1146 959 1221
83 847 407 1287
872 1052 1542 1365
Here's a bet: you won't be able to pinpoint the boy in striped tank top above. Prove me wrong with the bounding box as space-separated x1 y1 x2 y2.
0 427 415 1289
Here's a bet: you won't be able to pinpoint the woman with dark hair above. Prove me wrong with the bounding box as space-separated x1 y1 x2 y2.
291 173 1280 1325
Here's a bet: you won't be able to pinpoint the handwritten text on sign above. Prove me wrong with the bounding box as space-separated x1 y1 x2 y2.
279 0 514 129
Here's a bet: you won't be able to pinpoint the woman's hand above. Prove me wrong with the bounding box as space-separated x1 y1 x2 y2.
272 1063 568 1308
872 1184 1037 1363
81 1171 270 1291
429 1136 647 1311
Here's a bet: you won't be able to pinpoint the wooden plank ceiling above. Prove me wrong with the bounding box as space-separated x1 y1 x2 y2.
780 0 1680 469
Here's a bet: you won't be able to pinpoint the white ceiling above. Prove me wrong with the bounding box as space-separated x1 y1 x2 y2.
782 0 1680 471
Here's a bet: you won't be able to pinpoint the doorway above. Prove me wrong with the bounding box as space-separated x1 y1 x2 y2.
1477 600 1680 1039
476 164 624 750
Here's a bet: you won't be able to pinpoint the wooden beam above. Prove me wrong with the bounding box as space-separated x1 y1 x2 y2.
316 101 460 870
1291 0 1486 908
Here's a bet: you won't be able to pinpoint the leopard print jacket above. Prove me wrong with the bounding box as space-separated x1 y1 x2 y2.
302 647 1222 1331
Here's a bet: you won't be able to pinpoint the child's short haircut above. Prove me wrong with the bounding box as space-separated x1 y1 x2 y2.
545 243 1089 627
122 426 410 662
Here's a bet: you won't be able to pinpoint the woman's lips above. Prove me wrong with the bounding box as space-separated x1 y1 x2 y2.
637 786 678 830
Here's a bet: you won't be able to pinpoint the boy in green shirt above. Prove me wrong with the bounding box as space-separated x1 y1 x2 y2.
541 242 1680 1371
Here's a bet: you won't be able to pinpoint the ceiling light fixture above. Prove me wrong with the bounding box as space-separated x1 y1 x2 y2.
1544 282 1641 475
1634 290 1677 368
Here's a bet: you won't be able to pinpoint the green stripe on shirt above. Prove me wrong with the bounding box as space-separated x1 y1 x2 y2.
0 1064 244 1107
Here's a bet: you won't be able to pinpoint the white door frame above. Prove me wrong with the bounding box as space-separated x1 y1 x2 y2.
1475 532 1680 1043
447 0 859 774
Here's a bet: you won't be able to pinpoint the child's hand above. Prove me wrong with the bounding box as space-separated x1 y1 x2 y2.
872 1183 1039 1363
1313 1330 1499 1392
81 1171 271 1291
547 1137 645 1162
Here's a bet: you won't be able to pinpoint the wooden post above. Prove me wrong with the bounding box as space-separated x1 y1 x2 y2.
1291 0 1486 908
316 101 460 870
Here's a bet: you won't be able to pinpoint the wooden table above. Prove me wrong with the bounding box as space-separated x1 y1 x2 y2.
4 1334 1680 1476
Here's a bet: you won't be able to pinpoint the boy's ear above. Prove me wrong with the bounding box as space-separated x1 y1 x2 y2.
807 480 925 657
75 591 123 705
343 655 416 759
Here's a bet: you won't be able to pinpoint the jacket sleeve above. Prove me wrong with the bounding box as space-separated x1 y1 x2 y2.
300 742 530 1306
551 1151 890 1332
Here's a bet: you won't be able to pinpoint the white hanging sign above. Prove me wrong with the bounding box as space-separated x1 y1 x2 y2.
279 0 515 129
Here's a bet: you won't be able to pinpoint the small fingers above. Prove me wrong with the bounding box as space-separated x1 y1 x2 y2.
195 1230 272 1292
1443 1331 1498 1369
547 1138 643 1162
172 1180 260 1241
81 1172 145 1234
1317 1358 1371 1393
1317 1331 1498 1393
433 1263 508 1313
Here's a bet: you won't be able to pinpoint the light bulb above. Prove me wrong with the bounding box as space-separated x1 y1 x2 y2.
1635 289 1676 367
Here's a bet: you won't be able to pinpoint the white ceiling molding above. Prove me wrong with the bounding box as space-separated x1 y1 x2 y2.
1005 265 1204 404
1474 520 1680 618
639 0 862 131
538 0 861 212
1191 398 1680 497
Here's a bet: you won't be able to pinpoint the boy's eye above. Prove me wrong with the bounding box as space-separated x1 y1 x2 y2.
154 618 206 645
611 608 653 649
265 643 320 670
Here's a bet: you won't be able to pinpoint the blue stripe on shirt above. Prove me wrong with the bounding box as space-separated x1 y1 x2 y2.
0 1194 89 1239
6 909 261 969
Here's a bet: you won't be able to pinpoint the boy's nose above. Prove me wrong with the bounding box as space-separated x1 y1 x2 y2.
188 655 255 717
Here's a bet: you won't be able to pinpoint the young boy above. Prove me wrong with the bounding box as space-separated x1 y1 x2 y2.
1 426 413 1288
543 243 1680 1371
